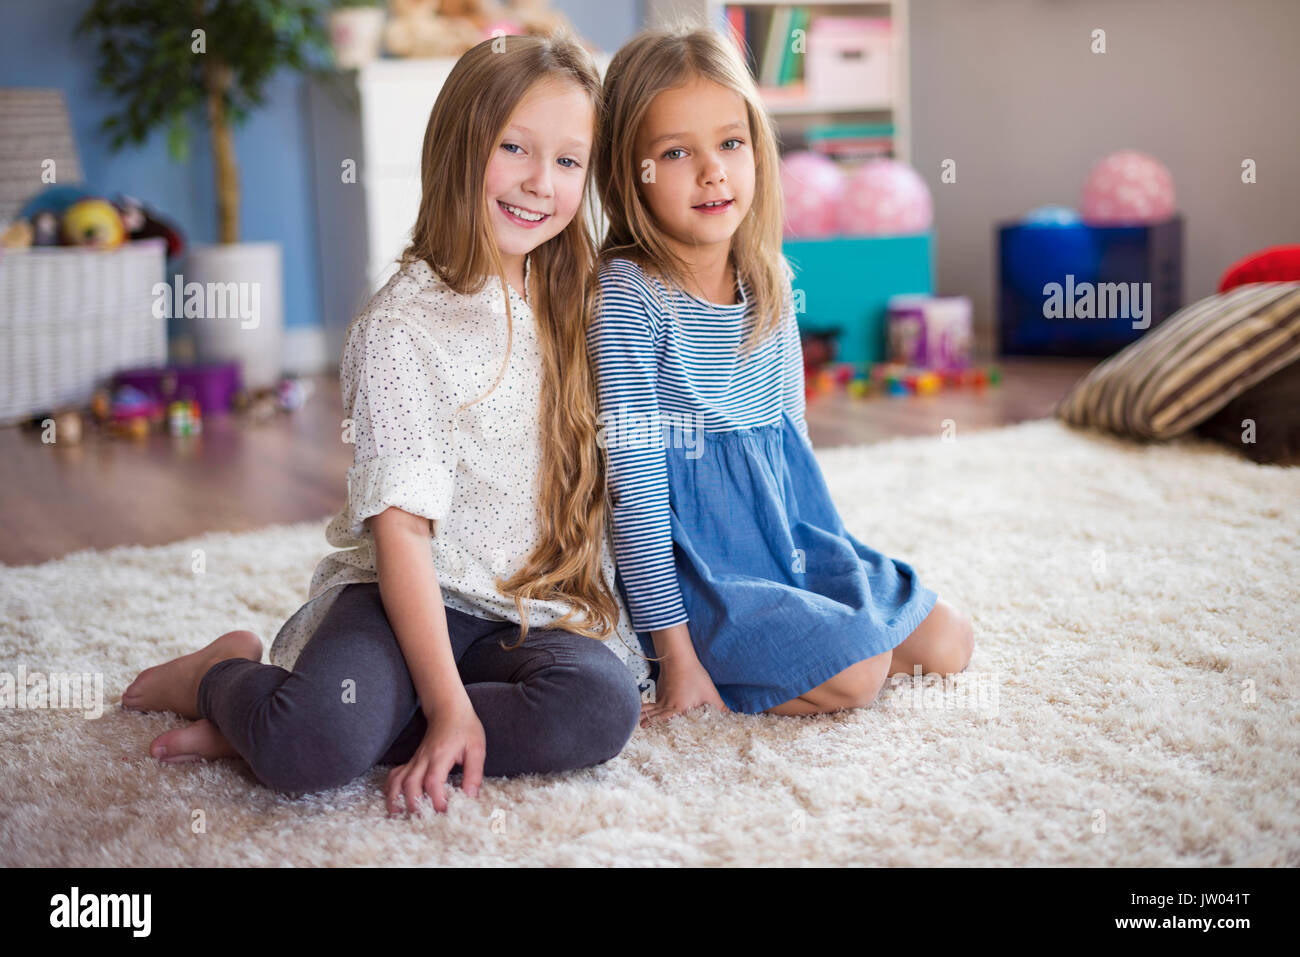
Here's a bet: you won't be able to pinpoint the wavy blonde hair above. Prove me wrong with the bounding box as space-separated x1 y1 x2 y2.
594 23 789 355
397 32 621 650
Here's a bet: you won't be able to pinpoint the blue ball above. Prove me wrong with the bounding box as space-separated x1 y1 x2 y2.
1003 221 1101 301
1023 204 1082 226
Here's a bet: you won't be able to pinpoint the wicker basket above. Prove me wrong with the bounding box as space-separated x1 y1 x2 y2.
0 239 167 424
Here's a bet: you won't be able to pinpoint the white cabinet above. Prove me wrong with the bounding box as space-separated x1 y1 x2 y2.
305 59 457 366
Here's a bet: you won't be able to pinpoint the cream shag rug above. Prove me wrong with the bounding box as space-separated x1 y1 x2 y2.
2 418 1297 867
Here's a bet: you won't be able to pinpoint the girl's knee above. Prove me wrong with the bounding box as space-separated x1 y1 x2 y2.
253 754 370 796
577 655 642 758
935 603 975 673
243 696 391 794
820 651 893 711
538 648 641 769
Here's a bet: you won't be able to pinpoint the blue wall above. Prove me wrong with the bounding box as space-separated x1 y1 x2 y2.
0 0 640 333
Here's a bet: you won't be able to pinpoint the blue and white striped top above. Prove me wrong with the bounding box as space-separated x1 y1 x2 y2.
586 256 810 632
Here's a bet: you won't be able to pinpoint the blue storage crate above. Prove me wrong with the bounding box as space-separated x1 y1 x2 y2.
997 215 1183 356
783 233 934 364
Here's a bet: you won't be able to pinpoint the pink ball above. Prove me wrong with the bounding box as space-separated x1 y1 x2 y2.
1079 150 1176 225
780 151 845 238
836 159 933 236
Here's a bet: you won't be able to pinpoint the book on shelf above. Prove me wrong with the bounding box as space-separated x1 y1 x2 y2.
726 4 812 90
726 5 893 108
800 121 897 161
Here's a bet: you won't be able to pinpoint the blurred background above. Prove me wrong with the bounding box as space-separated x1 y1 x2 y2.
1 0 1297 561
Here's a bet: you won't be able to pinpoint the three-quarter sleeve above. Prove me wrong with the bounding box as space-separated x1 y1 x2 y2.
338 313 461 541
587 261 690 633
778 258 812 446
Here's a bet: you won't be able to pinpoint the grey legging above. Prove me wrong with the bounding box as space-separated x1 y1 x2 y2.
196 581 643 794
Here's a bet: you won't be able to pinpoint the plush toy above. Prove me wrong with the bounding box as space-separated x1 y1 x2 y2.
385 0 485 58
1 219 33 248
114 194 186 260
53 409 84 444
62 198 126 248
105 384 164 439
498 0 573 36
19 185 91 222
31 209 62 246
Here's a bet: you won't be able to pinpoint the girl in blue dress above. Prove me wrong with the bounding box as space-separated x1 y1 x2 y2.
588 26 975 723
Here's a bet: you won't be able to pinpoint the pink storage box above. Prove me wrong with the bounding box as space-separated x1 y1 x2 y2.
806 17 893 107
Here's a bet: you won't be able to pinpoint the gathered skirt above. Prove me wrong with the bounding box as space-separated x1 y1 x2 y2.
621 411 938 714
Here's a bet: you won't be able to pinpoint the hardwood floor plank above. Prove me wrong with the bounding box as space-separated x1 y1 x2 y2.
0 358 1099 565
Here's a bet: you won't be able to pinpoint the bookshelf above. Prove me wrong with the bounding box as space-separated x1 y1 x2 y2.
644 0 911 165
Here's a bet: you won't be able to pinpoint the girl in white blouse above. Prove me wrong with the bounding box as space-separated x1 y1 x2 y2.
122 33 648 817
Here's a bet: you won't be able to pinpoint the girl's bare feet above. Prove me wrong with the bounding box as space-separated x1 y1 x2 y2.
122 630 262 720
150 718 238 764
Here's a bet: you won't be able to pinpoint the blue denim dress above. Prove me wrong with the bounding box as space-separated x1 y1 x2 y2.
620 410 938 715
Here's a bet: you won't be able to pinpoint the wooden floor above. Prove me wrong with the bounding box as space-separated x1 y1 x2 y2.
0 357 1098 565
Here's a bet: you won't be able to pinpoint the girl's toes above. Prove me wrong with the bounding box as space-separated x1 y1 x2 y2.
150 720 237 763
150 728 197 762
159 752 205 765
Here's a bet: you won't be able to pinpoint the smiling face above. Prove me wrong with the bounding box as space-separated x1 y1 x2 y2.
483 76 595 266
633 75 756 261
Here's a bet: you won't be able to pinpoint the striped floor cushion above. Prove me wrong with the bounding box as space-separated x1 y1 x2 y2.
1053 282 1300 440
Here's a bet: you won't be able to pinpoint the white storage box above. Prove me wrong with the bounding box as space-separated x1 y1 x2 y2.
807 17 894 108
0 239 167 423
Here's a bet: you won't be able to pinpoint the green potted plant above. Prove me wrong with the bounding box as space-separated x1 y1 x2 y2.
76 0 332 390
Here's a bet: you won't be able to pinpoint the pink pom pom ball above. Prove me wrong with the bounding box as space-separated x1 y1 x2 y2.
836 159 933 236
780 151 845 238
1079 150 1176 225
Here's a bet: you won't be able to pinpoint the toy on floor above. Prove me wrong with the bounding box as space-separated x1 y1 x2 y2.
871 362 1001 395
805 360 1001 400
231 376 317 424
53 409 83 443
85 384 168 439
106 384 164 438
887 294 974 368
168 399 202 437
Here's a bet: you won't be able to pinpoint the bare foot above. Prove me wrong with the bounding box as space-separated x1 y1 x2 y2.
150 718 239 764
122 630 262 720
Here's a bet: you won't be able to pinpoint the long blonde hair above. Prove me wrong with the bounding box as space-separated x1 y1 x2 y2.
397 32 620 649
594 24 789 355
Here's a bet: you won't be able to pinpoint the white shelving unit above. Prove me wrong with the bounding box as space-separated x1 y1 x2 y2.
644 0 911 164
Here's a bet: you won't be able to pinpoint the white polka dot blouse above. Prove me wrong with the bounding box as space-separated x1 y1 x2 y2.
267 254 651 692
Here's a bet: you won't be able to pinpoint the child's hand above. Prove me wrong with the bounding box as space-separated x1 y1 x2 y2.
385 698 485 816
642 656 730 727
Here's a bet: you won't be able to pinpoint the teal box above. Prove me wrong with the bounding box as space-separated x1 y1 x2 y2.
782 233 935 364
